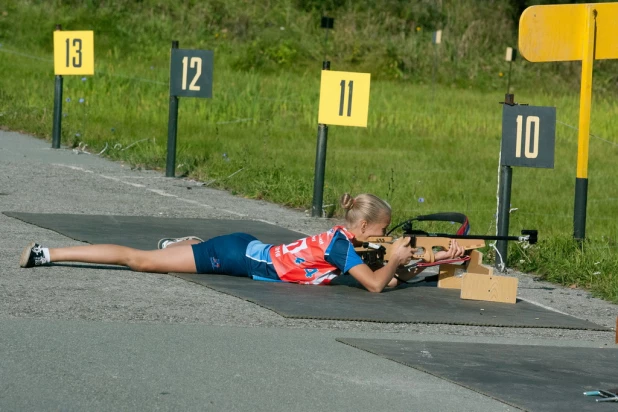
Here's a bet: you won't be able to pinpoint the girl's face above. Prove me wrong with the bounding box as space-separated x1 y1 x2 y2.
351 213 391 242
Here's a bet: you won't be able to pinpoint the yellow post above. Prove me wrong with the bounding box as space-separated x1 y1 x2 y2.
518 2 618 241
573 6 596 240
577 6 595 180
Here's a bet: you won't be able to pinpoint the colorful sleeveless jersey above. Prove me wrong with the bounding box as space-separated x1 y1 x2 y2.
267 226 363 285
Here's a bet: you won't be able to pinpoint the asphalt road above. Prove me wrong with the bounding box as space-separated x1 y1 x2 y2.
1 130 616 411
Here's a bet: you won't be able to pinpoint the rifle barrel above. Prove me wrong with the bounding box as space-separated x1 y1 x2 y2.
417 234 523 241
406 229 537 244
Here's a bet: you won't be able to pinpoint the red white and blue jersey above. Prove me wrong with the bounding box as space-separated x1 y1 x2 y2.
244 226 364 284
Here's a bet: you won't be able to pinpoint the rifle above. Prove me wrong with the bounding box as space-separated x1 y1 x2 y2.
355 212 537 265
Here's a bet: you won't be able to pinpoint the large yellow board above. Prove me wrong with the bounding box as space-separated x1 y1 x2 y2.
519 3 618 62
53 31 94 75
318 70 370 127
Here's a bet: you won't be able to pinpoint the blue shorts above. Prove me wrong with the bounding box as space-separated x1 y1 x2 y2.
191 233 279 281
192 233 256 276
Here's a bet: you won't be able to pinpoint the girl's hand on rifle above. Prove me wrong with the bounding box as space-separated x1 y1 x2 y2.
391 237 416 266
434 239 465 261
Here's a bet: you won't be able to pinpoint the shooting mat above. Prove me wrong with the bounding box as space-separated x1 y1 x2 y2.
336 338 618 412
5 212 305 249
6 212 606 329
174 273 605 329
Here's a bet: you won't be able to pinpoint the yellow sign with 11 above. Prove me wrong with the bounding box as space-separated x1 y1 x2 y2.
318 70 371 127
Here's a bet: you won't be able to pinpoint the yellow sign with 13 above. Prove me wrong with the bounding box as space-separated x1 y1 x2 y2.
318 70 371 127
53 31 94 75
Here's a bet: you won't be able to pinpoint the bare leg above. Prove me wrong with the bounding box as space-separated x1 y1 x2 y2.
50 244 197 273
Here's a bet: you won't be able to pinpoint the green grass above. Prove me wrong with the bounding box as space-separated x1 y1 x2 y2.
1 0 618 302
510 236 618 302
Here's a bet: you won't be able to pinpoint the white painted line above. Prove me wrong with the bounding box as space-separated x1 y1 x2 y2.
113 176 167 179
99 175 121 182
51 163 307 225
100 175 145 188
219 208 246 217
123 181 146 188
176 198 214 208
147 189 177 198
52 163 94 173
517 297 572 316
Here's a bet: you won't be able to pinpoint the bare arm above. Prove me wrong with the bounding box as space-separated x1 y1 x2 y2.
385 266 427 288
347 237 414 293
347 261 401 293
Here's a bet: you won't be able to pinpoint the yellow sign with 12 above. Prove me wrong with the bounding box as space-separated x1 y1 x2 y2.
53 31 94 75
318 70 371 127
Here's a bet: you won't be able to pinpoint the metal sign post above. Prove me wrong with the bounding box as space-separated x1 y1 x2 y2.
52 25 64 150
312 58 331 218
432 30 442 101
166 41 180 177
312 17 333 218
51 26 94 149
519 2 618 240
320 16 334 61
496 94 556 269
505 47 516 94
166 42 214 177
311 16 372 217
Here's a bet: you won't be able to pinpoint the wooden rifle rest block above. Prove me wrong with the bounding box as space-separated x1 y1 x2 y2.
460 273 518 304
437 265 465 289
437 250 518 304
438 250 491 289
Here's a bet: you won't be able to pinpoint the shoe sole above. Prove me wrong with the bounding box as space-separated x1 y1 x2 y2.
158 237 203 249
19 242 36 268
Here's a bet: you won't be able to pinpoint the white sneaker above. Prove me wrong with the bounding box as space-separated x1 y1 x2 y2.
20 242 49 268
157 236 204 249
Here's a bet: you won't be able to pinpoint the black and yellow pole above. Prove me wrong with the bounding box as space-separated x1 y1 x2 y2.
573 7 596 241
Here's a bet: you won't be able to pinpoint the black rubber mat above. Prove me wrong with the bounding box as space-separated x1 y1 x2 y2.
337 338 618 412
5 212 305 249
7 211 607 329
175 274 606 329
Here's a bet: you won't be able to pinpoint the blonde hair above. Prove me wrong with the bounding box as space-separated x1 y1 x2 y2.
340 193 391 227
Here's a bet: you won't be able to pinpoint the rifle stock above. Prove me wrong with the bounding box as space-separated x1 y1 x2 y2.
355 227 536 265
412 237 485 262
356 236 486 264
